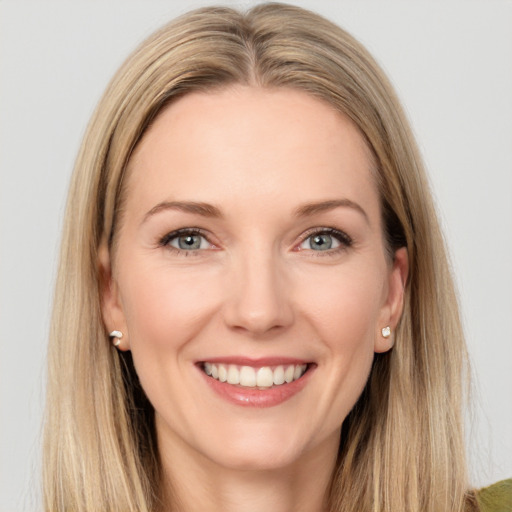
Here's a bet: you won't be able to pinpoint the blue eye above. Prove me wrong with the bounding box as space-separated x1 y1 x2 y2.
172 234 205 250
161 229 210 252
299 229 351 252
303 233 339 251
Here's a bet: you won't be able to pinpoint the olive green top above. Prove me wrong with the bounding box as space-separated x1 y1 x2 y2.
477 479 512 512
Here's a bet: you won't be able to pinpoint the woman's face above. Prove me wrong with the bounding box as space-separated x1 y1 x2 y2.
101 86 407 472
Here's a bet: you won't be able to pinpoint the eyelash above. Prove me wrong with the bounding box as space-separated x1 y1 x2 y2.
158 228 212 256
158 227 353 256
298 227 353 256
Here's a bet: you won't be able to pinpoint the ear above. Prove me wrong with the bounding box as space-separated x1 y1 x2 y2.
374 247 408 353
98 240 130 351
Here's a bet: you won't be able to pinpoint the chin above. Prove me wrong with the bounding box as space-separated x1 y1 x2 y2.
206 439 307 472
193 419 333 473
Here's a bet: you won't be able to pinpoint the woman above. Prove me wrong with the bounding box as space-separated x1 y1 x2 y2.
43 3 511 512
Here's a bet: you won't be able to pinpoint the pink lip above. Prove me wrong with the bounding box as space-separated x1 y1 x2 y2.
199 356 310 367
196 360 315 408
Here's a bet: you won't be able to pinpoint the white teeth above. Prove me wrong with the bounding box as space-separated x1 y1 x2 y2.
284 365 295 383
239 366 256 387
227 365 239 384
203 362 308 388
218 365 227 383
273 365 285 385
256 367 274 387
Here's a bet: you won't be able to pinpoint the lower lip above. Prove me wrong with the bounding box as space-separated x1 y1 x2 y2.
198 365 314 408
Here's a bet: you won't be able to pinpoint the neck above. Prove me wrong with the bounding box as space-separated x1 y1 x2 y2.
158 430 339 512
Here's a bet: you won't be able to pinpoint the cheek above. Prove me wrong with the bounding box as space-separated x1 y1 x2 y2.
116 261 226 427
119 261 221 362
296 262 384 418
297 261 384 347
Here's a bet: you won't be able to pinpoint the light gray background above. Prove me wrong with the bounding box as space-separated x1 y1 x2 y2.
1 1 511 510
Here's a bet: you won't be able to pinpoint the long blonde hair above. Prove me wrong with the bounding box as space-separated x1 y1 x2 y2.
44 4 475 511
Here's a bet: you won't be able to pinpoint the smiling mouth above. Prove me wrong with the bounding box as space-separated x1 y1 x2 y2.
201 362 309 389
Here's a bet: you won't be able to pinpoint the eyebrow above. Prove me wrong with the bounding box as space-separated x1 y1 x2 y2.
294 199 369 224
143 198 368 224
143 201 223 222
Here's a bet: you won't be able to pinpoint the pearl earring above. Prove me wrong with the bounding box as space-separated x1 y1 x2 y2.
109 330 123 347
381 326 391 338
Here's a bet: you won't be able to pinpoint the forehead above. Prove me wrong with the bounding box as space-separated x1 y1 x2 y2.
125 86 379 221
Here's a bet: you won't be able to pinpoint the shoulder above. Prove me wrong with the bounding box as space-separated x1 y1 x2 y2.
476 479 512 512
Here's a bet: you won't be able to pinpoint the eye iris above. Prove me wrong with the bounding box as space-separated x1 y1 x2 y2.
310 233 332 250
178 234 202 250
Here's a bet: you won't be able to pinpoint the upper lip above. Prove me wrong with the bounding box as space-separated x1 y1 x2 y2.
197 356 313 367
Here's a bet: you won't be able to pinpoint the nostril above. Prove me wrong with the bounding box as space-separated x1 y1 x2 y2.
222 261 295 334
224 292 294 334
229 320 288 337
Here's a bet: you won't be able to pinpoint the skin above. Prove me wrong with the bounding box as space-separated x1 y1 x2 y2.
100 86 408 512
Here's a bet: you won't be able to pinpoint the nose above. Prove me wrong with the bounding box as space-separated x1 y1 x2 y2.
223 250 294 337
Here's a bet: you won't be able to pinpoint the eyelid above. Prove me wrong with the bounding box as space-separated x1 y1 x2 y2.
295 227 353 252
159 227 216 253
158 226 352 255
